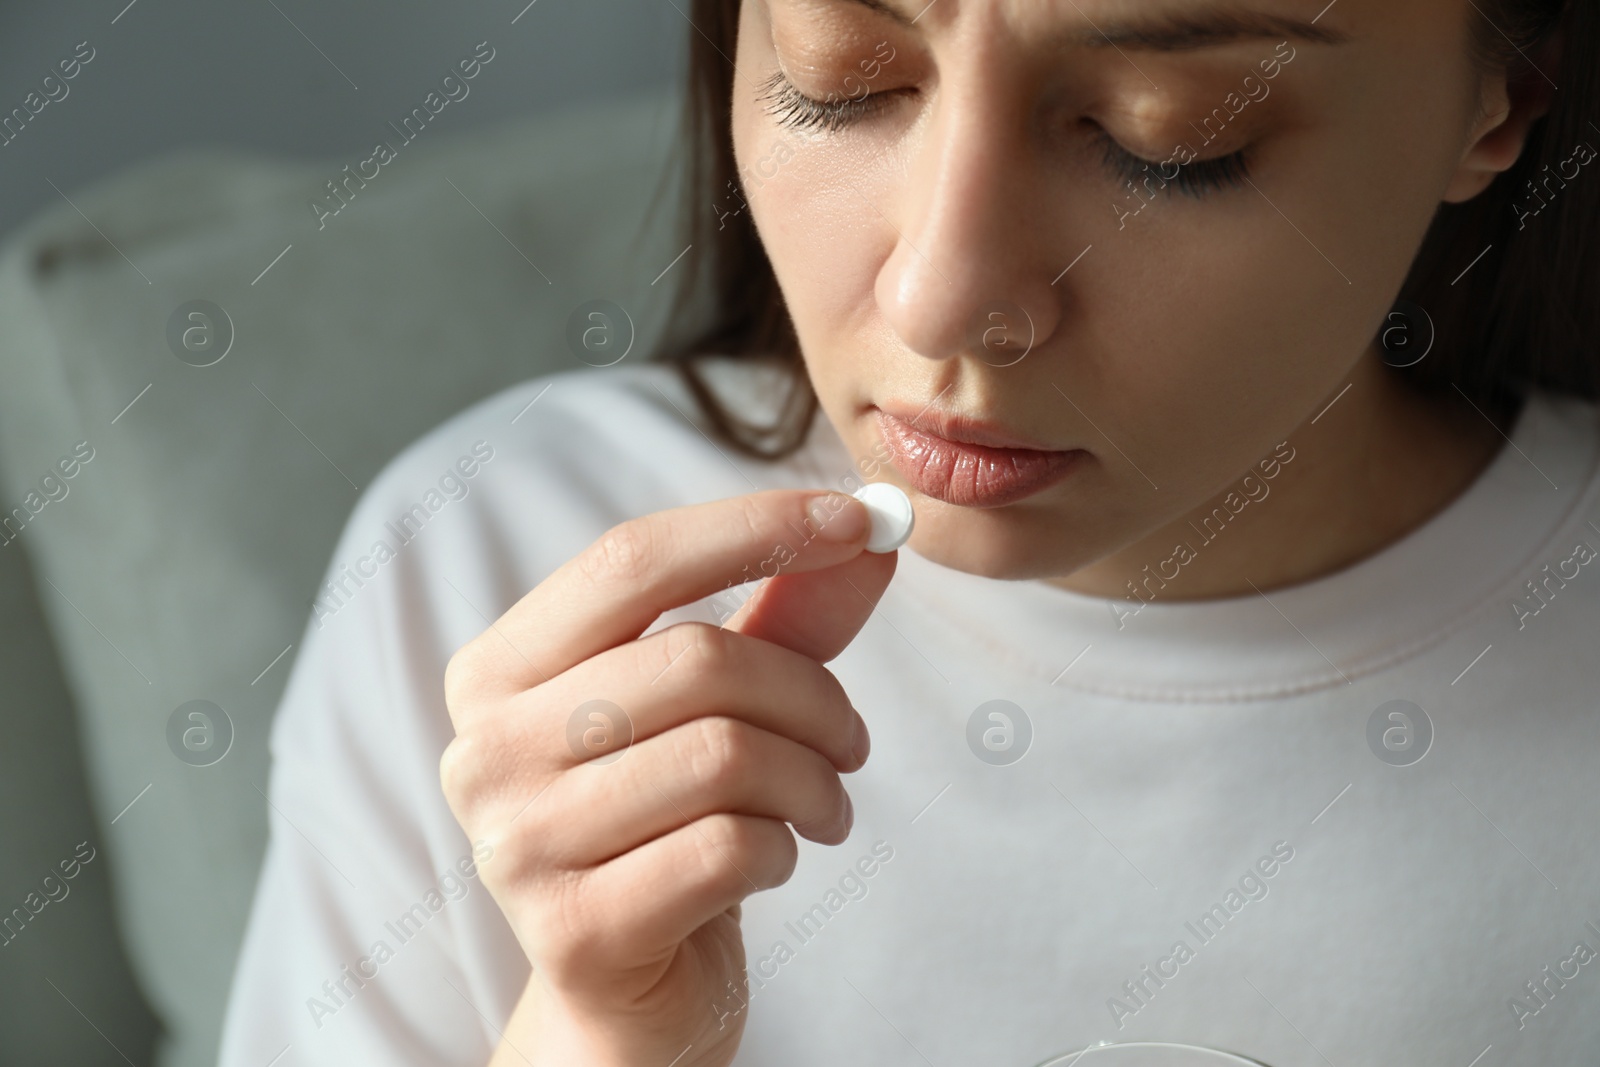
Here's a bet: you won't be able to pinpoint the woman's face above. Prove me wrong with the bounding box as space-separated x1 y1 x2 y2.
731 0 1518 587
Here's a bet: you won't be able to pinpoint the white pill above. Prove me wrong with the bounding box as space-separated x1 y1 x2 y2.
851 482 915 553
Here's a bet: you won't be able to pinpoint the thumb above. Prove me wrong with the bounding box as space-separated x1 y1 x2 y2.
722 501 899 663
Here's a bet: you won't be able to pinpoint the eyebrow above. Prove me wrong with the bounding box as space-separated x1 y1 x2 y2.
840 1 1353 50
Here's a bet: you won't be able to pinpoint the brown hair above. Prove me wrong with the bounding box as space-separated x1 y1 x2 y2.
650 0 1591 458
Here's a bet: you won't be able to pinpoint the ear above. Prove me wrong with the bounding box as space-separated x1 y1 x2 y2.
1442 31 1562 204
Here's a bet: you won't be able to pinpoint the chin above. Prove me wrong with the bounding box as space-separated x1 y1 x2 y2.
905 516 1082 582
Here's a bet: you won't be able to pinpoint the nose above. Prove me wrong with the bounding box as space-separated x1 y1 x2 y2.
873 81 1064 364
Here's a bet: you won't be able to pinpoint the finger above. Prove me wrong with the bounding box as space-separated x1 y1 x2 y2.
547 621 864 773
438 619 863 839
723 547 897 664
447 489 871 709
538 718 851 868
576 813 798 967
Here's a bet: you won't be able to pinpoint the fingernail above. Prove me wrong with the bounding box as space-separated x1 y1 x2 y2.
851 710 871 765
843 791 855 833
810 493 869 544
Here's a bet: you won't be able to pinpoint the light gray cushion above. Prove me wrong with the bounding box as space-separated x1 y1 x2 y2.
0 87 696 1067
0 536 161 1063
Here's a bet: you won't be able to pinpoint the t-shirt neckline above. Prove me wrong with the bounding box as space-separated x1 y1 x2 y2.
800 389 1600 703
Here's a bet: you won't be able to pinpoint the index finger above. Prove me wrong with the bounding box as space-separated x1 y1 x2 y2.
453 488 872 696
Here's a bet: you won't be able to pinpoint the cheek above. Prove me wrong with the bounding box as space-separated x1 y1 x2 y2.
743 133 892 380
729 28 889 425
1118 52 1471 468
761 168 879 320
1066 237 1338 498
1075 123 1422 486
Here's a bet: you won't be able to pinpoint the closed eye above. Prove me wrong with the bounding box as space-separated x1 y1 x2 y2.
1090 125 1253 199
755 67 1256 201
757 70 909 134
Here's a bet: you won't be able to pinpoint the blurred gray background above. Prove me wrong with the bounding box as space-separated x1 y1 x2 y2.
0 0 685 242
0 2 684 1064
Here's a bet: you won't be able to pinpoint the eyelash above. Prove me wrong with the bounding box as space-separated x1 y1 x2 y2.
757 70 902 134
756 70 1254 199
1091 125 1253 199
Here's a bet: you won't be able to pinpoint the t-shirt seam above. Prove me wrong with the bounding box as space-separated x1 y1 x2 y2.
889 404 1600 705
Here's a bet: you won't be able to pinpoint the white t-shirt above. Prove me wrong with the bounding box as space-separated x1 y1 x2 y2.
219 355 1600 1067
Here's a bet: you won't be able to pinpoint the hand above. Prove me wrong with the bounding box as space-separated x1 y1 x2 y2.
440 488 896 1067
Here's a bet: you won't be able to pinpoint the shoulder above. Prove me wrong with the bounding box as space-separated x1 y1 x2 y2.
1474 386 1600 635
310 354 832 644
1521 386 1600 458
354 354 809 531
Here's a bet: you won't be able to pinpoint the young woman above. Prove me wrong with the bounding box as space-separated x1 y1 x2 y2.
220 1 1600 1064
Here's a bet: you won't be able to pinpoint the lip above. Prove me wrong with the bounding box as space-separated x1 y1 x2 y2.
871 404 1085 508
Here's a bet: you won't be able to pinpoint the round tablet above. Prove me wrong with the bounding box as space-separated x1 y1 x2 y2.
850 482 915 553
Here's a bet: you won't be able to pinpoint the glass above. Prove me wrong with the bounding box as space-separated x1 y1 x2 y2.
1034 1042 1275 1066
